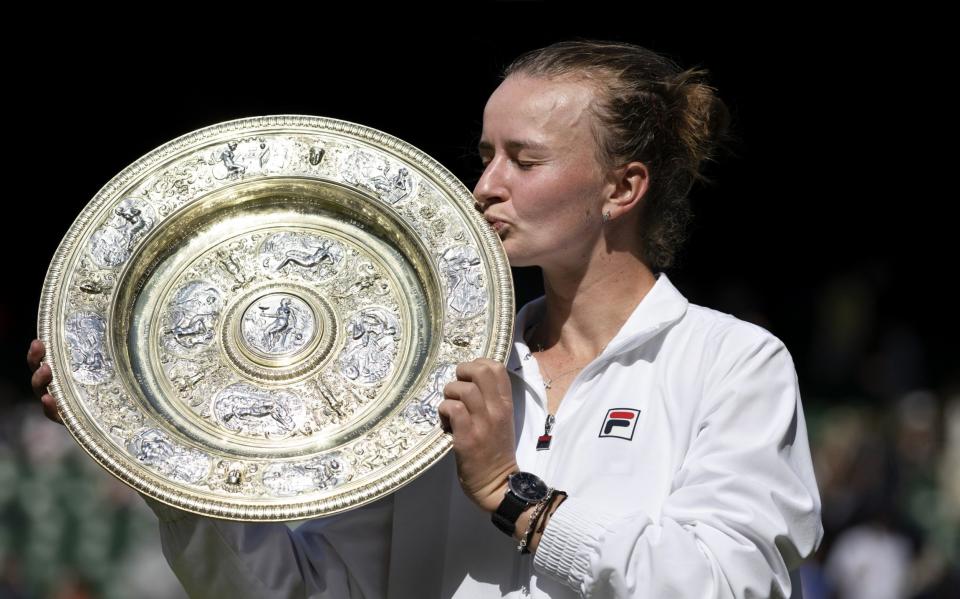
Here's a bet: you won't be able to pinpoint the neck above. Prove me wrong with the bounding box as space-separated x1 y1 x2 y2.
530 252 657 360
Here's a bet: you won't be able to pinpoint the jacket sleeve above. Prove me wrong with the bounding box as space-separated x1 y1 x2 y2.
142 493 393 599
533 325 824 598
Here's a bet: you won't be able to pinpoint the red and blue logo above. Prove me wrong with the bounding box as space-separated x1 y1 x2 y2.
598 408 641 440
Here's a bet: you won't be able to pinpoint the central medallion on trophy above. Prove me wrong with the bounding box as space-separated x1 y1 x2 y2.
220 283 339 383
240 293 318 362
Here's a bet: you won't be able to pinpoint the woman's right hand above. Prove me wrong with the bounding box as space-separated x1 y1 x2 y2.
27 339 63 425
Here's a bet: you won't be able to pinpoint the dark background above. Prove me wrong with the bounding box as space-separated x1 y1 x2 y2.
2 12 955 598
3 18 951 401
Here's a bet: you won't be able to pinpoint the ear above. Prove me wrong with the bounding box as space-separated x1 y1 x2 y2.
604 161 649 218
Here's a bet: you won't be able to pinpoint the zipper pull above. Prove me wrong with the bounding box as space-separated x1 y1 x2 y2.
537 413 556 451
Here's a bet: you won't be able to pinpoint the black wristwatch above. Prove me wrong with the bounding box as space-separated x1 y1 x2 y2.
491 471 549 536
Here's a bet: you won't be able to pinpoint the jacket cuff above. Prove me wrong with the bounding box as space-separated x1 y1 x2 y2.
533 496 619 591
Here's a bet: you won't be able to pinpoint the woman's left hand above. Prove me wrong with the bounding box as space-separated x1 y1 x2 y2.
439 358 518 513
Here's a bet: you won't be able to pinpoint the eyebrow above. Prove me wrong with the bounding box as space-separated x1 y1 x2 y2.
477 139 550 154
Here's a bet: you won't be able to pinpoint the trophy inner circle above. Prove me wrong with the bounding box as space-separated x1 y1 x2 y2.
238 291 321 362
113 178 443 460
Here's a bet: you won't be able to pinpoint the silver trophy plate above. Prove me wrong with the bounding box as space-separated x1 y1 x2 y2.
38 115 514 521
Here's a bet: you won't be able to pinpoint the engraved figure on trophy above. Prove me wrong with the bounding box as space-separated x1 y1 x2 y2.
115 205 148 245
224 396 293 431
88 198 156 268
331 260 390 300
128 428 174 466
439 245 487 318
209 138 288 179
372 166 413 205
340 149 416 205
352 424 411 473
167 307 215 346
167 357 221 399
218 141 246 179
161 282 223 352
160 350 228 412
213 383 309 438
216 249 254 291
404 363 457 429
65 312 113 384
276 242 335 272
261 454 347 497
263 297 294 346
315 379 346 423
260 233 345 281
339 308 400 385
127 428 210 485
308 378 370 427
241 294 315 355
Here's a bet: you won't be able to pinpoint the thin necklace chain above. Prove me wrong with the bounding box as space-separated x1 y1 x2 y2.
527 320 610 451
527 322 606 391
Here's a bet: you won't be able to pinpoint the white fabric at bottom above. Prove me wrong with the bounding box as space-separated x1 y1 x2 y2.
145 272 823 598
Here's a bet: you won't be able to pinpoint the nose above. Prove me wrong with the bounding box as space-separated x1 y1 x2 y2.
472 157 507 212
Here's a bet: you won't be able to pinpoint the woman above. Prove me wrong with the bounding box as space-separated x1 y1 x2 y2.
28 40 823 598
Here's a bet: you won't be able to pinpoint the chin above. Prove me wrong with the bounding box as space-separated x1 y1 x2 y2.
503 250 538 269
502 239 545 268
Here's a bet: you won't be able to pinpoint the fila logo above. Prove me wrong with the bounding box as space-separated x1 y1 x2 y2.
599 408 641 441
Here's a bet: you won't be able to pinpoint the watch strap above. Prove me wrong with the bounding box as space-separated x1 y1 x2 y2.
491 488 528 536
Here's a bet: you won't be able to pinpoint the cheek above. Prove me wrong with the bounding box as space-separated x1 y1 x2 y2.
519 172 599 220
533 178 602 227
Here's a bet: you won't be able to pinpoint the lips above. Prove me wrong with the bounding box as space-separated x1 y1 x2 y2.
484 216 508 234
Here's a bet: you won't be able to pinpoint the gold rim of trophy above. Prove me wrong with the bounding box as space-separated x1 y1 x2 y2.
38 115 514 521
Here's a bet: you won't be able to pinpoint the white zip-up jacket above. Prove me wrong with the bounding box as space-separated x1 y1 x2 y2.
146 272 823 598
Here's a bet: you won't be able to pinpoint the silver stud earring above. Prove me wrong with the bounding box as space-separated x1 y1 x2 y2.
602 210 611 223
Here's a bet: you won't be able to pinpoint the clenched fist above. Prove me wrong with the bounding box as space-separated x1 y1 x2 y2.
439 358 518 513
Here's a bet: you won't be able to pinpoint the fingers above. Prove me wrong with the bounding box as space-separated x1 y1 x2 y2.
27 339 45 372
31 361 62 424
443 379 489 419
439 409 452 434
40 393 63 425
454 359 511 405
437 397 470 436
440 359 511 437
31 362 52 399
27 339 63 425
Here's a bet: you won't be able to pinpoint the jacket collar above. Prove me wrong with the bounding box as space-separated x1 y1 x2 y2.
506 272 689 376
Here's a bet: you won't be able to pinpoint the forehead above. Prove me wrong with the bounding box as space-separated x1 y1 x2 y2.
481 75 598 148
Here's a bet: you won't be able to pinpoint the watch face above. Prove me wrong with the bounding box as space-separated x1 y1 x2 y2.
509 472 548 503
